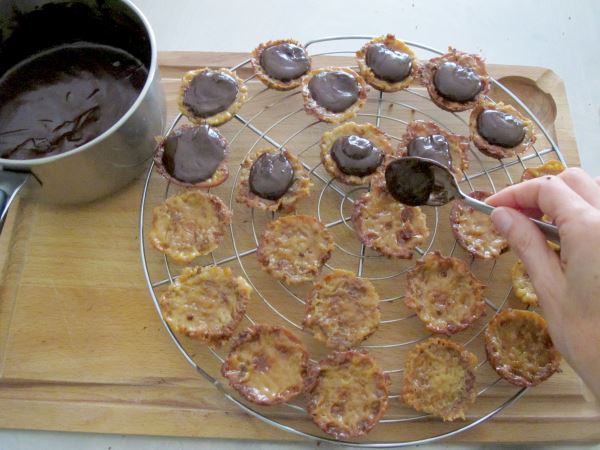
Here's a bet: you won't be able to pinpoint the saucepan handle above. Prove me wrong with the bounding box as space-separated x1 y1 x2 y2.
0 170 30 233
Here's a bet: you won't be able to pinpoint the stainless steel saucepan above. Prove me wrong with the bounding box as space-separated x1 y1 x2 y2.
0 0 166 228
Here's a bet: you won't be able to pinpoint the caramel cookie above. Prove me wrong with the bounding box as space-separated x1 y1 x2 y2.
236 147 312 212
154 124 229 188
305 350 390 439
485 309 561 387
470 101 536 159
159 266 251 344
399 120 469 180
150 190 232 264
401 337 478 421
352 175 429 258
320 122 393 185
521 159 565 181
419 47 490 112
178 67 248 126
405 252 486 335
356 34 418 92
302 67 368 124
304 269 380 350
257 215 334 285
450 190 508 259
251 39 311 90
221 324 308 405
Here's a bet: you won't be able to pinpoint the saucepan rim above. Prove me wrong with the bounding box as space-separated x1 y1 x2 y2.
0 0 159 167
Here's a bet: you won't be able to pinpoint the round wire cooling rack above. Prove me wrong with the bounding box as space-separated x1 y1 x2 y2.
139 35 567 447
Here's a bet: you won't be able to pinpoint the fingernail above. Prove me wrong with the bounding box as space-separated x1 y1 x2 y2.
491 207 513 235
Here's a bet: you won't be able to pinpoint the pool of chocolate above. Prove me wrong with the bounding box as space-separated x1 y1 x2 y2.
0 1 151 161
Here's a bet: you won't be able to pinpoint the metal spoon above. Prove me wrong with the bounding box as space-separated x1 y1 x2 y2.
385 156 560 243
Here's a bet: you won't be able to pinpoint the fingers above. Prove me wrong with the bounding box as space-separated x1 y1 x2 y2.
487 176 590 228
558 168 600 209
491 207 565 317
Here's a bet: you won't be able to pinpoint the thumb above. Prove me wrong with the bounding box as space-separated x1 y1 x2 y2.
490 207 565 307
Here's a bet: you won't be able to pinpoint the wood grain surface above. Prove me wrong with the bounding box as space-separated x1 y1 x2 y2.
0 51 597 444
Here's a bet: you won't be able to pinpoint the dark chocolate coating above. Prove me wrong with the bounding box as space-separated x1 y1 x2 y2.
308 71 359 113
365 43 412 83
407 135 452 169
183 70 238 118
0 43 146 160
331 135 383 176
477 109 526 148
260 43 310 82
385 158 435 206
249 151 294 201
433 61 482 102
162 124 227 184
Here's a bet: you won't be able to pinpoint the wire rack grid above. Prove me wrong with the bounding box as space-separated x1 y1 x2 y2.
138 35 566 447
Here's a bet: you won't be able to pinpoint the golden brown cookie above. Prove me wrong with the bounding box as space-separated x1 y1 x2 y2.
178 67 248 126
401 337 478 421
302 67 368 124
236 147 312 212
256 215 334 285
303 270 380 350
221 324 308 405
419 47 490 112
450 190 508 259
398 120 469 180
352 177 429 258
305 350 390 439
159 266 251 344
521 159 565 181
512 241 560 306
469 101 536 160
320 122 393 185
154 124 229 188
251 39 311 90
485 309 561 387
150 190 232 264
405 252 486 335
355 34 418 92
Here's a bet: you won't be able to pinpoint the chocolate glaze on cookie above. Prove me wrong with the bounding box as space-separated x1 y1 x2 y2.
162 125 227 184
331 135 383 176
308 71 359 113
183 70 239 118
365 43 412 83
433 62 482 103
249 152 295 200
385 158 435 206
260 43 310 82
407 135 452 169
477 109 526 148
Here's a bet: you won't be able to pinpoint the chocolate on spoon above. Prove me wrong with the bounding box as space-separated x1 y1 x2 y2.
384 157 560 243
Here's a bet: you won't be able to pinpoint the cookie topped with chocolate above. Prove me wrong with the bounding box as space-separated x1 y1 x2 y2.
252 39 311 90
236 147 312 212
469 101 536 159
356 34 418 92
302 67 368 124
399 120 469 181
419 47 489 112
178 67 247 126
155 124 229 188
320 122 393 185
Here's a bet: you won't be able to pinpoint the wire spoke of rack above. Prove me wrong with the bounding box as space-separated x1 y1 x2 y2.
139 35 566 447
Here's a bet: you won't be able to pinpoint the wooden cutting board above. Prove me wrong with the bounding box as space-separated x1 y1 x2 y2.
0 51 598 444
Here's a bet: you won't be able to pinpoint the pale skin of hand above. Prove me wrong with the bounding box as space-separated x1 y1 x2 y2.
486 167 600 399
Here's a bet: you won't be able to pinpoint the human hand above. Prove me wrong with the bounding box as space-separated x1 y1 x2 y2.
486 167 600 399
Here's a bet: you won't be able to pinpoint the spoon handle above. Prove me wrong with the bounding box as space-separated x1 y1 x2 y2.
463 195 560 244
